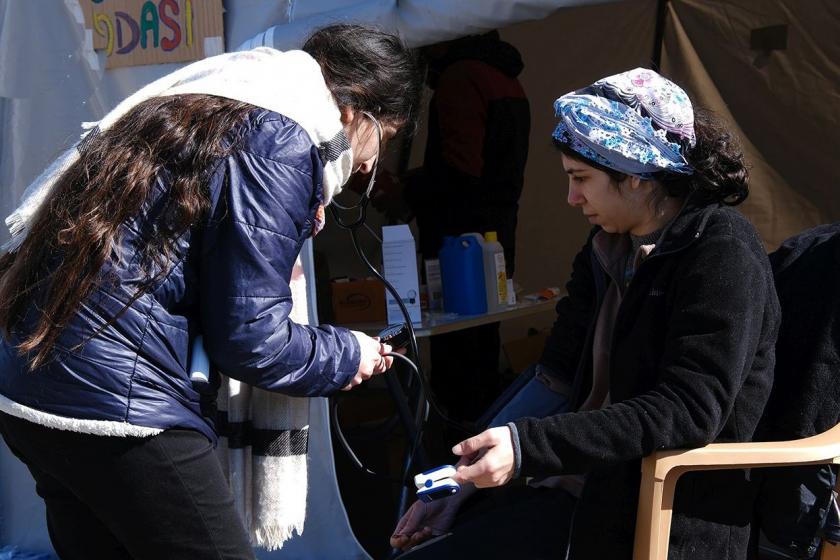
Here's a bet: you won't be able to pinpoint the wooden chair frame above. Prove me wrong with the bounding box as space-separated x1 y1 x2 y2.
633 423 840 560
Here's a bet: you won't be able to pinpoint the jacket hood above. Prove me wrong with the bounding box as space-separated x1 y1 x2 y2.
429 32 525 84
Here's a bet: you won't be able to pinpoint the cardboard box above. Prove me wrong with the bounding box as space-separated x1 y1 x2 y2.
331 278 386 324
382 225 422 324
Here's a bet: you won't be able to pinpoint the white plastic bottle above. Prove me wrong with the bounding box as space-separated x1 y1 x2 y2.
482 231 508 312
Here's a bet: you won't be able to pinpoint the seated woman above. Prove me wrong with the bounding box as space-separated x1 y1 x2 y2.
391 68 780 559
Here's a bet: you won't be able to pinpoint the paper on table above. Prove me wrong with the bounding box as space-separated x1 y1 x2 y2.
382 225 421 324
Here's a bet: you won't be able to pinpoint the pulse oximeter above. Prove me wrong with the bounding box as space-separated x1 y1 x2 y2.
414 465 460 503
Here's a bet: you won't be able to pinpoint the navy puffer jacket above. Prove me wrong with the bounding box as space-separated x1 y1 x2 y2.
0 109 361 443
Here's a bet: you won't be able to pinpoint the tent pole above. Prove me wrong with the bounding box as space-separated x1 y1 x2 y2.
652 0 668 70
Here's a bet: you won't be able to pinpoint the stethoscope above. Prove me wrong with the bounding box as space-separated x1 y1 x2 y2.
328 111 382 229
326 112 466 523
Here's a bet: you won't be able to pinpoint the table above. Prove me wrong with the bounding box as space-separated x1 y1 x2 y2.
337 296 560 337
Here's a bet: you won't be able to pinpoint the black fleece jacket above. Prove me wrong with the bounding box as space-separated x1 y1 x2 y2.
755 224 840 557
513 203 780 559
764 223 840 440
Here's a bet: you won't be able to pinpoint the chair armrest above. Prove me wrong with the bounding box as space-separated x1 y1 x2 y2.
634 423 840 560
648 422 840 482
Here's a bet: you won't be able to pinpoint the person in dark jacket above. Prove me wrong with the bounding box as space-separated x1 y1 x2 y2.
407 30 531 421
754 224 840 558
0 25 422 560
391 68 779 560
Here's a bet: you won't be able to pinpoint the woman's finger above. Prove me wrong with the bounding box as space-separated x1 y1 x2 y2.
407 527 433 548
452 430 493 457
380 355 394 371
389 534 408 549
452 458 487 485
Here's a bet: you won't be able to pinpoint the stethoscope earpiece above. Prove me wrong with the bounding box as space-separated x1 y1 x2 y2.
329 111 382 225
360 111 382 199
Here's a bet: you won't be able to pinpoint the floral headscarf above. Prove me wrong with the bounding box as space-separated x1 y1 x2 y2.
552 68 696 178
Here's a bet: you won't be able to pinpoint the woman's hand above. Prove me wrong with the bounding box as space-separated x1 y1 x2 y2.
342 331 394 391
389 485 473 550
451 427 516 488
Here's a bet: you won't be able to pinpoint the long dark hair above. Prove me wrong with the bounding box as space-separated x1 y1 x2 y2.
0 94 254 368
304 24 423 133
0 25 422 369
556 108 750 207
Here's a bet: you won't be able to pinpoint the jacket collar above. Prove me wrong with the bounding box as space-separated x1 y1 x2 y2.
647 198 719 258
587 198 720 261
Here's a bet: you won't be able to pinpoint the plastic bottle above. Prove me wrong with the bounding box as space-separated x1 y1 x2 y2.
462 232 503 311
438 235 487 315
482 231 508 311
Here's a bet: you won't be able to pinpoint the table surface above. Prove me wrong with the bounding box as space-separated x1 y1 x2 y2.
337 295 560 337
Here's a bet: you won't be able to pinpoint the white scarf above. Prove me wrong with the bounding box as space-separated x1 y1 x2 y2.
3 47 353 251
210 256 313 550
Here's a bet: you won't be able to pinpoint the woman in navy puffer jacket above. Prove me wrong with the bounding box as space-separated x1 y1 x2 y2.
0 25 422 559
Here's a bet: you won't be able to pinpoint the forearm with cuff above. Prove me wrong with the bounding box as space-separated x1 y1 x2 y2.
507 421 522 479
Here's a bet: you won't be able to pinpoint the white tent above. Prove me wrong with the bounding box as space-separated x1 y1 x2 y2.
1 0 838 557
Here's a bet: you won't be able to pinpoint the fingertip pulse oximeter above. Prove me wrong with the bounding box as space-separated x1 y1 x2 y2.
414 465 460 503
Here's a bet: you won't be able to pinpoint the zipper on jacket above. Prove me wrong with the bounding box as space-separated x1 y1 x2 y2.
606 222 707 393
568 251 607 409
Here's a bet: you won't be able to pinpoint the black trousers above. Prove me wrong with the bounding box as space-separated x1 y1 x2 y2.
0 412 254 560
397 484 575 559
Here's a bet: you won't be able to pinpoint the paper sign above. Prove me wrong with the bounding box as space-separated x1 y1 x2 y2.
424 259 443 311
82 0 225 69
382 225 421 324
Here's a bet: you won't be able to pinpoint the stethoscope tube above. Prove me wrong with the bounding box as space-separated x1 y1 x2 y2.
328 111 471 491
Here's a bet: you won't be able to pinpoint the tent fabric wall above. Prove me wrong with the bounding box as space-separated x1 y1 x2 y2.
234 0 615 51
661 0 838 248
0 0 192 248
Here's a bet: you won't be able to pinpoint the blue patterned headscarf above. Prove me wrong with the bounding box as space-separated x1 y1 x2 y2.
552 68 696 178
